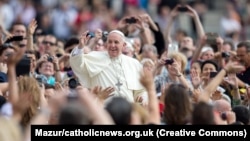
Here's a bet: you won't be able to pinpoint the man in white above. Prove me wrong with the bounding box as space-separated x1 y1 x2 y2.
70 30 147 104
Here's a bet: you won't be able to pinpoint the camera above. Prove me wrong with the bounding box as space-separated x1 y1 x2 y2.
102 31 109 42
86 32 95 38
221 52 230 58
47 56 53 62
35 75 47 87
178 6 188 12
125 17 137 24
165 58 174 65
68 78 80 89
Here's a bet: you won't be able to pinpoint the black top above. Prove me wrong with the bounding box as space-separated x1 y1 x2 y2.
237 67 250 84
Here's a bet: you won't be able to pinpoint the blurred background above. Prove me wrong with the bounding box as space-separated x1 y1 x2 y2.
0 0 249 42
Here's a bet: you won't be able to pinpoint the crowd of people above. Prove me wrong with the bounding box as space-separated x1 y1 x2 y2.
0 0 250 141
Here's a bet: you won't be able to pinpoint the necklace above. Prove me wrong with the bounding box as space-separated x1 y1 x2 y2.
111 57 123 92
116 79 123 91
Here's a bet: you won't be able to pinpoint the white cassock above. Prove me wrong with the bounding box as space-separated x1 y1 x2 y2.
69 47 147 103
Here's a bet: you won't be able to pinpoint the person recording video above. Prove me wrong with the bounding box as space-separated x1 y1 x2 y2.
35 54 62 86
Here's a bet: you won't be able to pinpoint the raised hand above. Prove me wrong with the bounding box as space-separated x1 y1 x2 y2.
224 61 245 74
192 88 202 103
91 86 115 101
94 28 103 41
28 19 38 36
38 54 49 63
171 59 182 76
191 70 201 88
185 5 198 17
116 16 130 30
224 73 238 88
79 31 91 48
140 67 154 90
170 5 180 18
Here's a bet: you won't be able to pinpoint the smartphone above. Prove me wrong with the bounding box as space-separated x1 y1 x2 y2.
206 32 218 45
221 52 230 58
210 72 218 78
125 17 137 24
178 6 188 12
5 36 24 43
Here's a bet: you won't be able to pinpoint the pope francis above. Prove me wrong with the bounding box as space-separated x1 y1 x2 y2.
69 30 147 104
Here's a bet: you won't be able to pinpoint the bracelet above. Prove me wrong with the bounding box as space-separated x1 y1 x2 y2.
176 73 182 77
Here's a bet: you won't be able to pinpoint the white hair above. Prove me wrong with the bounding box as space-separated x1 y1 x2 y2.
109 30 125 41
201 46 214 53
125 38 134 51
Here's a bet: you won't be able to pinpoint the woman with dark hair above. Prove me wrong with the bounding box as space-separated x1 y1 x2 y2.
163 83 193 125
192 101 216 125
199 60 219 89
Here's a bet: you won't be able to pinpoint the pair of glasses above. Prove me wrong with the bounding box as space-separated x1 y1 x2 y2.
42 41 56 46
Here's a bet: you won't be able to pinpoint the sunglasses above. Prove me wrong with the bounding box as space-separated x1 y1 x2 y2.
42 41 56 46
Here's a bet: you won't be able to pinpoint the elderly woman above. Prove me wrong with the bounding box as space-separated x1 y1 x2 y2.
154 51 192 94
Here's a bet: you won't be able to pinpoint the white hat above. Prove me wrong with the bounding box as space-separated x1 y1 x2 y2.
109 30 125 41
201 46 213 53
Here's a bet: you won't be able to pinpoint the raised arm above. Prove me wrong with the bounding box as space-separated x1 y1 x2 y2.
200 61 245 103
164 5 179 45
191 35 206 63
26 19 37 51
139 13 159 32
78 87 114 124
140 67 161 124
6 45 25 121
186 5 205 39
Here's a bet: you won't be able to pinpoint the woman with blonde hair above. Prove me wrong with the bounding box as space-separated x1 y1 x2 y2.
154 51 192 94
17 76 41 128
